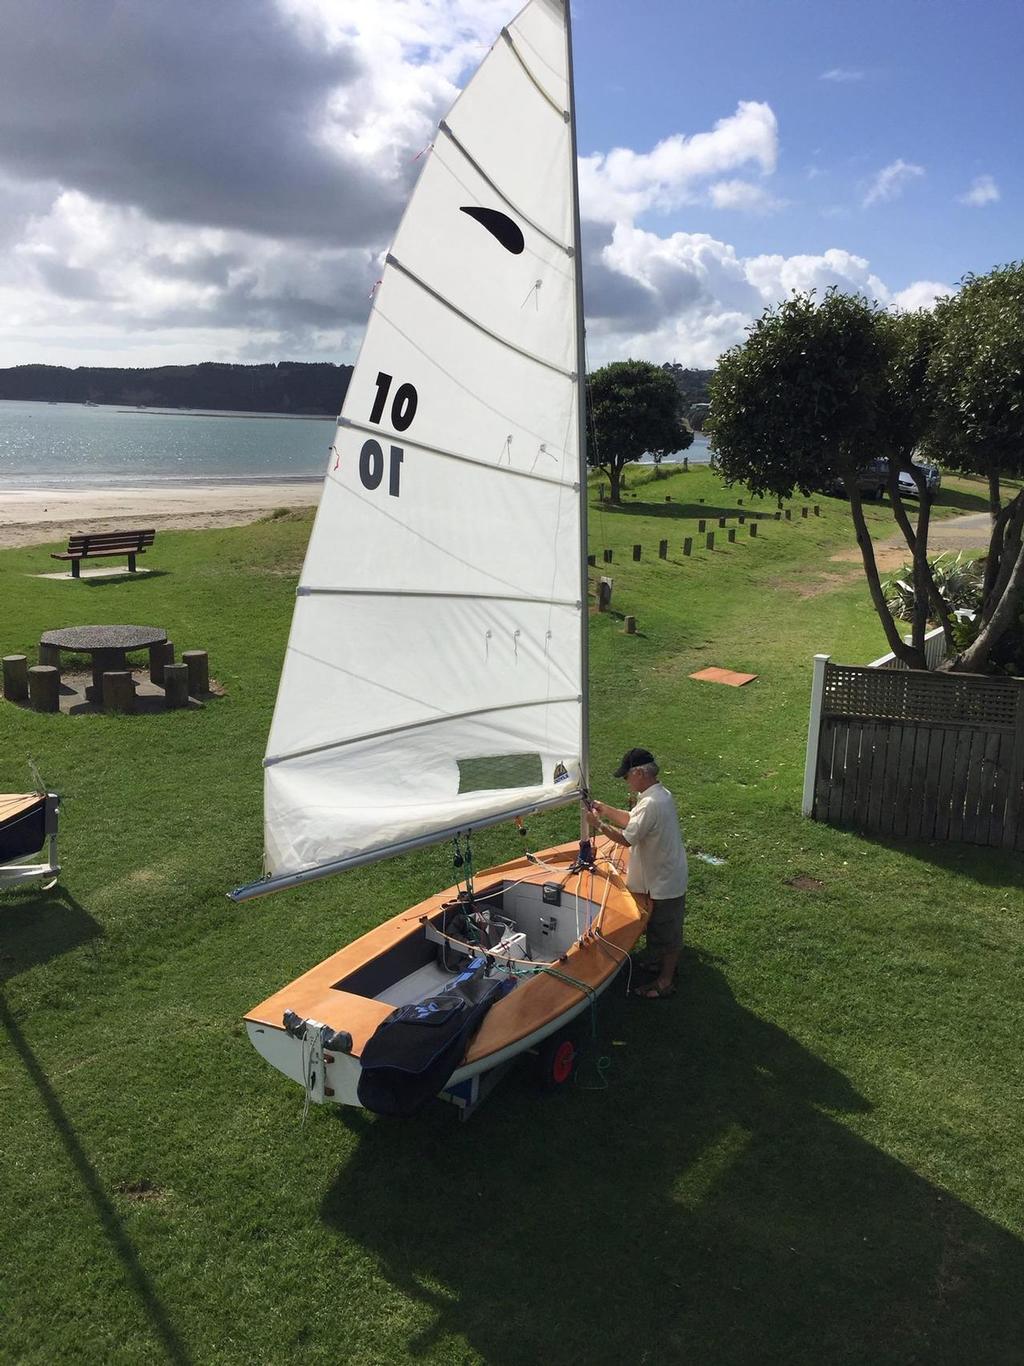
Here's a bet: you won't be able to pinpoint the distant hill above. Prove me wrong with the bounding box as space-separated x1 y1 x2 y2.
0 361 353 415
661 364 715 428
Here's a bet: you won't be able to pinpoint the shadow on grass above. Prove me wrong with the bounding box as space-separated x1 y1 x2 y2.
596 500 753 521
321 954 1024 1364
0 989 193 1365
843 827 1024 885
78 569 172 588
0 885 102 983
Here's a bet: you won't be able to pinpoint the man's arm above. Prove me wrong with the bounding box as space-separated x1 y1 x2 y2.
591 800 631 827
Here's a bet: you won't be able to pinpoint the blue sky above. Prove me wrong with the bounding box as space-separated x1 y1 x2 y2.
0 0 1017 369
575 0 1020 291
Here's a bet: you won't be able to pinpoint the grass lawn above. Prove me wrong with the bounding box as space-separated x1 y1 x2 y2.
1 469 1022 1365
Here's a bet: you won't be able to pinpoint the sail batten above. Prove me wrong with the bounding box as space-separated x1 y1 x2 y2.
385 255 576 378
436 123 573 256
334 416 577 489
501 29 569 118
260 0 584 885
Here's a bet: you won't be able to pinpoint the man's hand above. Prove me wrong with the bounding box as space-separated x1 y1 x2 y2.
585 806 602 831
634 891 652 915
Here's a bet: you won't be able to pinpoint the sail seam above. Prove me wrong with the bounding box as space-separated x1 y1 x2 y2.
297 587 581 607
264 695 582 770
336 415 576 490
386 254 576 380
501 29 569 121
437 122 572 257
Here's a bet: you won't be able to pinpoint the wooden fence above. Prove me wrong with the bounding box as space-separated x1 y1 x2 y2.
803 655 1024 850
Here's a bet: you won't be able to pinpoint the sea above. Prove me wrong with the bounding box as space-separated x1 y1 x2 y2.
0 399 712 489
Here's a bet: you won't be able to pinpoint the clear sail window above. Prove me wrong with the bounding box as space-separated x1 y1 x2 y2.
457 753 543 793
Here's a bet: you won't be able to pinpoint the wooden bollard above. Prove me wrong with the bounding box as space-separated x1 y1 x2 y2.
727 528 736 543
706 532 715 551
801 506 808 518
683 457 689 471
3 654 28 702
163 662 189 709
718 517 726 528
698 519 706 533
774 511 782 521
665 495 672 503
149 640 174 686
28 665 59 714
39 642 61 669
683 537 693 556
738 498 744 505
658 540 668 559
624 616 636 635
597 577 613 612
102 671 135 714
632 544 642 561
699 497 705 504
785 509 792 520
587 553 596 566
738 514 745 524
603 548 613 563
814 505 821 516
183 650 210 696
749 522 758 538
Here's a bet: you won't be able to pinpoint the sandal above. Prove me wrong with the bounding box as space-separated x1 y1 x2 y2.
633 981 676 1000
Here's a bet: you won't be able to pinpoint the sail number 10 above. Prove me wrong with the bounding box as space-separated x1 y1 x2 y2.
359 370 418 497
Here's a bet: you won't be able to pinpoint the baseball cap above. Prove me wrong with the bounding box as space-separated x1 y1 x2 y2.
613 747 655 778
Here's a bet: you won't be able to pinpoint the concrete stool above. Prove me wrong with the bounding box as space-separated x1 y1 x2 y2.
28 665 60 713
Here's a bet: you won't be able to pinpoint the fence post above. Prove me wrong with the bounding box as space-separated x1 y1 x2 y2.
632 544 642 561
706 532 715 551
698 519 706 533
683 457 688 471
683 537 692 556
802 654 831 817
658 540 668 559
749 522 758 538
603 549 613 563
727 528 736 543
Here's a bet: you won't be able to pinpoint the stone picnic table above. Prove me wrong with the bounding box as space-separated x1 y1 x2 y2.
39 624 167 701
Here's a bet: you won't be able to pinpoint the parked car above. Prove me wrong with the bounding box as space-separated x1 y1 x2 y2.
896 462 941 499
823 457 889 500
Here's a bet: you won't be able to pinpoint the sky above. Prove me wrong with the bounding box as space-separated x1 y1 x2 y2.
0 0 1019 371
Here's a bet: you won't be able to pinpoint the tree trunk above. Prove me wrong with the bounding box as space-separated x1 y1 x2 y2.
988 468 1002 520
847 481 924 667
605 465 623 504
953 533 1024 673
887 461 955 649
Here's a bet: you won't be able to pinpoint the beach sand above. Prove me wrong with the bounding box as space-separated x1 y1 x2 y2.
0 481 322 549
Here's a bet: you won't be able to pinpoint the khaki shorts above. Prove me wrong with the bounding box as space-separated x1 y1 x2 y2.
644 893 686 956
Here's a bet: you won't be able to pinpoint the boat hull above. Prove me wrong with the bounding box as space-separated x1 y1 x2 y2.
244 838 641 1111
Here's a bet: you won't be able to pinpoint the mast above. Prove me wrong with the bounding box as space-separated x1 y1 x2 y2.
564 0 590 832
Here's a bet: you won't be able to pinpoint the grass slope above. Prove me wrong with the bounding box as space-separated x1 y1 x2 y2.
1 473 1021 1365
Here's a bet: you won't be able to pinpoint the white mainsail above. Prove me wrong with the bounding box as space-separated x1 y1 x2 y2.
248 0 587 892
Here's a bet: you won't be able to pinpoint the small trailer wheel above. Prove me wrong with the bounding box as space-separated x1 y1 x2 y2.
535 1031 578 1091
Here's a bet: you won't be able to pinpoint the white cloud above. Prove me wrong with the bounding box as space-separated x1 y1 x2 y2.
583 223 947 367
707 180 785 214
819 68 865 82
579 101 778 222
863 159 925 207
888 280 952 311
958 174 1000 207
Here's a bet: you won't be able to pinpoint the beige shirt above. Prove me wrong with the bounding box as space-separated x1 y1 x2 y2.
622 782 688 899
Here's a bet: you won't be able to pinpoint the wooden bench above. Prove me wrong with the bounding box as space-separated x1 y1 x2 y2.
51 530 156 578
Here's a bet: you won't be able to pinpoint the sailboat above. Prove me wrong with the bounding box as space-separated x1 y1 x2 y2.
0 791 60 890
230 0 646 1117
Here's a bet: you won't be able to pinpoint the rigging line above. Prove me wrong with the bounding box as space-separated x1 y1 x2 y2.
500 29 569 121
263 693 582 769
297 586 581 608
336 416 577 492
386 255 576 380
436 123 572 258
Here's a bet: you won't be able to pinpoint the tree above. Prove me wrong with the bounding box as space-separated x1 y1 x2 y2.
926 264 1024 673
587 360 692 503
708 272 1024 674
709 289 931 666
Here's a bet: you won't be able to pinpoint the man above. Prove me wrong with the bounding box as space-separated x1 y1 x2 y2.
586 747 688 999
